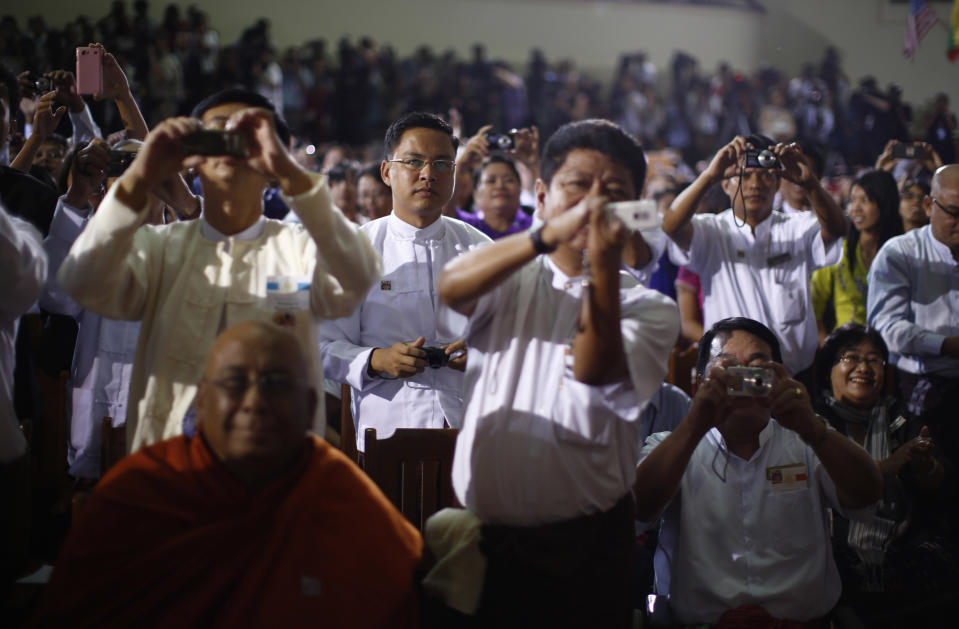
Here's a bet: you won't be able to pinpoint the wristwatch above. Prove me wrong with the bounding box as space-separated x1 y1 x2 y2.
529 224 555 254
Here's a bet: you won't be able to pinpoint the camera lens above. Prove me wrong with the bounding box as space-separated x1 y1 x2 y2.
757 150 777 168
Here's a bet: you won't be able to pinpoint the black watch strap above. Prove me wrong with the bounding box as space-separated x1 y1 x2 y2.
529 225 556 254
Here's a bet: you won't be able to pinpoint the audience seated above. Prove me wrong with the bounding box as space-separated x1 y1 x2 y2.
634 317 882 626
662 134 847 384
55 88 380 453
439 119 678 626
813 323 959 624
318 112 489 453
31 321 421 627
811 169 902 342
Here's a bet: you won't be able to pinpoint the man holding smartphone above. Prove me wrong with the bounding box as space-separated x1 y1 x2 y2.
633 317 881 626
661 135 847 384
57 88 381 453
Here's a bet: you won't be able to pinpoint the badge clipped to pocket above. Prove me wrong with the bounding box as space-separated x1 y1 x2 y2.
766 462 808 493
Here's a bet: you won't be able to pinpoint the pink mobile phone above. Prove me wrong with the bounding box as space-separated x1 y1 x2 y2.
75 46 103 94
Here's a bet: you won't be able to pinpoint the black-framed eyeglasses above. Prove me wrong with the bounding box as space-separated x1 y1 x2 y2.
204 371 303 400
386 158 455 173
932 197 959 219
836 353 886 369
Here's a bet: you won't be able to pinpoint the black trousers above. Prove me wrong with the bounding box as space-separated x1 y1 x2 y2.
476 494 635 629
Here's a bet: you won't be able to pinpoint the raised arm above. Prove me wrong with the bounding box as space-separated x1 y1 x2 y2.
767 363 882 509
439 192 593 317
662 136 742 250
633 369 729 521
775 143 846 244
10 91 66 172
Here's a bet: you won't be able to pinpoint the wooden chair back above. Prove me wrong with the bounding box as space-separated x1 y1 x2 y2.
363 427 460 532
667 344 699 397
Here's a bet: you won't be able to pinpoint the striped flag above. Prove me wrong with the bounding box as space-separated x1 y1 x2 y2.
904 0 940 61
949 0 959 61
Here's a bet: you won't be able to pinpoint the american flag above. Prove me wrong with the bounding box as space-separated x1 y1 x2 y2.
904 0 940 61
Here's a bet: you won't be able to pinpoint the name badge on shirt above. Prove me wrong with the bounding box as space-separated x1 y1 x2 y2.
766 462 808 493
766 252 792 267
266 275 311 311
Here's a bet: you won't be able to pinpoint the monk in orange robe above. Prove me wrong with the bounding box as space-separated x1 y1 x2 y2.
33 321 421 628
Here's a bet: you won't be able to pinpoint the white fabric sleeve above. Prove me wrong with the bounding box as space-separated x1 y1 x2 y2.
40 197 90 317
0 206 47 327
281 173 382 320
69 104 102 148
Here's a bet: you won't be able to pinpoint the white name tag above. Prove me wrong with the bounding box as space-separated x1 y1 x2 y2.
766 462 809 493
266 275 311 311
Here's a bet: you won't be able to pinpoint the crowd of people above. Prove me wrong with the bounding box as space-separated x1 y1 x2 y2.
1 2 959 628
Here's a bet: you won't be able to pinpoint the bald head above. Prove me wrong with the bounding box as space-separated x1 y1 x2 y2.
197 320 317 490
932 164 959 196
203 320 309 380
926 164 959 259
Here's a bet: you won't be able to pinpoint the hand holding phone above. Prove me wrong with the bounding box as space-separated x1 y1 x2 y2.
75 46 103 95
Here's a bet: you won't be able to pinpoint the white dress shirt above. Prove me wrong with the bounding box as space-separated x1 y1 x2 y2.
639 420 870 624
0 206 47 462
58 173 381 451
41 198 140 477
318 213 490 451
866 225 959 377
452 255 679 526
668 209 840 374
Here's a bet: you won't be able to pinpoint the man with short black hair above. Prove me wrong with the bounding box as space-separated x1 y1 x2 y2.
439 118 678 626
319 112 490 452
662 135 847 382
633 317 881 626
58 88 380 452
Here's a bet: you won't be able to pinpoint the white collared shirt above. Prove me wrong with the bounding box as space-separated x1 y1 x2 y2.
668 209 840 374
42 198 141 477
318 213 491 451
452 255 679 526
867 225 959 377
640 420 867 624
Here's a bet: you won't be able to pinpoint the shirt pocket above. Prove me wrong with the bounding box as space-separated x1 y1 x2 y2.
767 487 820 556
772 280 806 326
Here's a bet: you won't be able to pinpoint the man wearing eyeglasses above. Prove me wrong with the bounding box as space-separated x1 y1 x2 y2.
867 164 959 463
35 321 421 627
661 134 846 385
319 112 490 452
633 317 881 626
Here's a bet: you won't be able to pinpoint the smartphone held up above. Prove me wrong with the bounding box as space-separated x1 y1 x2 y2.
75 46 103 95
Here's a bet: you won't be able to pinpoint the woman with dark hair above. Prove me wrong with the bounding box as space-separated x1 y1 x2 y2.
813 323 957 624
898 174 931 232
811 169 902 340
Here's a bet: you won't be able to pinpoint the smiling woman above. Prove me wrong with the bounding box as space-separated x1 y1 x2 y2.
813 322 958 622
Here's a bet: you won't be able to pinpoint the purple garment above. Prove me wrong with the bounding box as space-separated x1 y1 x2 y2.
457 208 533 240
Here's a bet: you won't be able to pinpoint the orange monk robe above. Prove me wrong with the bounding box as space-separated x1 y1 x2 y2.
33 435 422 628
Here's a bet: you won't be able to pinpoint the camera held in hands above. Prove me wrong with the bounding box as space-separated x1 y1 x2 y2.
34 77 52 94
421 346 449 369
486 131 515 151
181 130 248 158
743 149 781 170
726 366 774 397
890 143 919 159
107 150 137 177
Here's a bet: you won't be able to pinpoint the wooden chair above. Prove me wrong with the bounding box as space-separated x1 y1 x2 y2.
339 384 358 464
667 344 699 397
363 427 460 532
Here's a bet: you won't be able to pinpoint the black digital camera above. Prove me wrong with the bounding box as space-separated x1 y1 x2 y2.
181 130 248 158
107 149 137 177
421 346 449 369
486 131 515 151
34 77 52 94
743 148 781 170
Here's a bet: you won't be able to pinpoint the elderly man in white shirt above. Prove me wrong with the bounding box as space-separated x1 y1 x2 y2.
57 89 381 453
867 163 959 463
318 113 489 453
440 119 678 627
634 317 881 626
661 134 846 383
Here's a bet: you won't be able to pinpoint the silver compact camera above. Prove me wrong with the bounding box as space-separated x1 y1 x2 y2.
726 366 774 397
